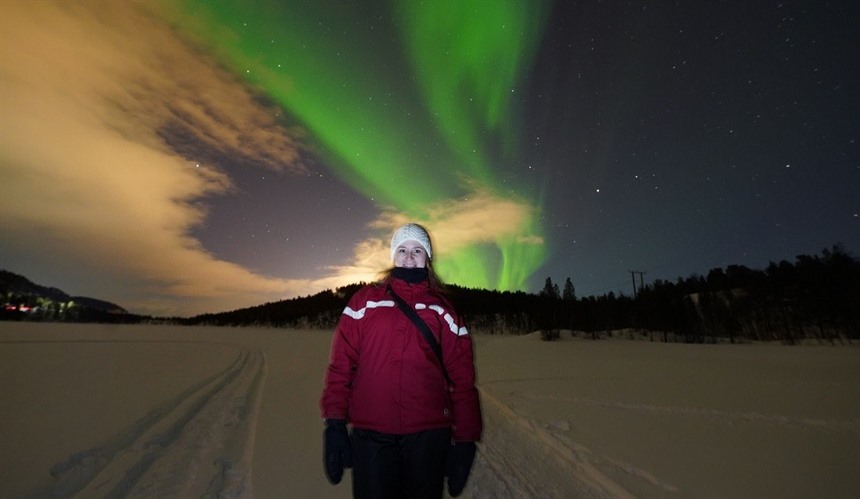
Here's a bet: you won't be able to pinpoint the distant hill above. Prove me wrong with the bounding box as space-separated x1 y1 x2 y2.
1 269 70 302
1 269 135 321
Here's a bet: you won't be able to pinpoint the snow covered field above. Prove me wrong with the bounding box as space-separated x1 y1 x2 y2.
1 323 858 498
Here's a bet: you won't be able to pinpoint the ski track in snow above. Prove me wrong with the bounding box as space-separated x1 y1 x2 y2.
467 385 860 498
30 342 857 498
43 348 266 499
39 355 662 499
467 388 654 499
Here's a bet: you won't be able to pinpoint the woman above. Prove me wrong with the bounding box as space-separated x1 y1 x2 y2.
320 223 482 498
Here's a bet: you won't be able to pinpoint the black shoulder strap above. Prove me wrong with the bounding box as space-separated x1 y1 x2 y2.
386 284 453 388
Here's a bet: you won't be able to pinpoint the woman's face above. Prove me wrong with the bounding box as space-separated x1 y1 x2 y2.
393 240 428 268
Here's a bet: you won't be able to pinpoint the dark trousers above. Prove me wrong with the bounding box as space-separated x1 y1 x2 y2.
350 427 450 499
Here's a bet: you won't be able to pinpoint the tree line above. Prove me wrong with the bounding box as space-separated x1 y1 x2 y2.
518 244 858 343
180 245 858 344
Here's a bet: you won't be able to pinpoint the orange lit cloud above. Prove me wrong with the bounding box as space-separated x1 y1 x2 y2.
325 189 543 285
0 1 312 316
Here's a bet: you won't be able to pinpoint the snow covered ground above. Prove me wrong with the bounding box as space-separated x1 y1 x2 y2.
1 323 858 498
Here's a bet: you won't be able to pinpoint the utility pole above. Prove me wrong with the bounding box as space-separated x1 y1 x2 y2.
629 270 646 298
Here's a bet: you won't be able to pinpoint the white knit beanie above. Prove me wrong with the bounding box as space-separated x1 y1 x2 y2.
390 223 432 261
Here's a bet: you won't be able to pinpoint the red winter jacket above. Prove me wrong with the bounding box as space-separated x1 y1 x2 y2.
320 277 482 442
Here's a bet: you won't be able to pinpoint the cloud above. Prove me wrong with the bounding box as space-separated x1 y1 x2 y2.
369 189 544 252
0 1 312 316
324 188 544 285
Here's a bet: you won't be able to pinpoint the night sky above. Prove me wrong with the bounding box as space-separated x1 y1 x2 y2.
1 0 857 317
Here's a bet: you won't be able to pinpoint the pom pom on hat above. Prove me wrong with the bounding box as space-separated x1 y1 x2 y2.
390 223 432 261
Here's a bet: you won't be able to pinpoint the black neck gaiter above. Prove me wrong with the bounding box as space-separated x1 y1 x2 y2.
392 267 429 284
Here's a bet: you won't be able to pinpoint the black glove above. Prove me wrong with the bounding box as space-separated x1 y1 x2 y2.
445 441 477 497
323 419 352 484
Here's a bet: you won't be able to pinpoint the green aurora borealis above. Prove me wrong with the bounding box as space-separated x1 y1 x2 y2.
161 0 552 290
